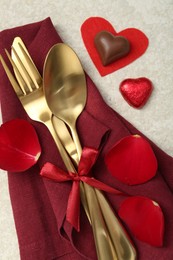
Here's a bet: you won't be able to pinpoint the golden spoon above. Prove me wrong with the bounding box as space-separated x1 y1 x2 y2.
43 43 116 260
43 43 136 260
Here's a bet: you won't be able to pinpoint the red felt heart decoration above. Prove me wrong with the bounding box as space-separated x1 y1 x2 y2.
0 119 41 172
120 77 153 108
105 135 157 185
118 196 164 246
81 17 149 76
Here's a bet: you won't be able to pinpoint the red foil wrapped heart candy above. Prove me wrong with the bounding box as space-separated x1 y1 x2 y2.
120 77 153 108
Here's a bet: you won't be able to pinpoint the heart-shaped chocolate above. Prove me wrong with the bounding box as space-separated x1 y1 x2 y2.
119 77 153 108
94 31 130 66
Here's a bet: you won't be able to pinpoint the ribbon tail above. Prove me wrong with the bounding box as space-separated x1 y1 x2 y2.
66 181 81 232
81 176 124 195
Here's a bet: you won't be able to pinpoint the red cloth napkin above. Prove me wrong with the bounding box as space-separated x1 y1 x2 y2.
0 18 173 260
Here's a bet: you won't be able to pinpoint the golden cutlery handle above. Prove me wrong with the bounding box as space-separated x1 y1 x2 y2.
84 184 118 260
45 118 91 220
52 117 116 259
52 117 79 166
61 120 136 260
69 123 82 160
45 119 76 173
95 190 136 260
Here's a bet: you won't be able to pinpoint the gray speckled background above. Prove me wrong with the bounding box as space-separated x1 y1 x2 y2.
0 0 173 259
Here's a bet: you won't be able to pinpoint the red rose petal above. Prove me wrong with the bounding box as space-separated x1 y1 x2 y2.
118 196 164 246
105 135 157 185
0 119 41 172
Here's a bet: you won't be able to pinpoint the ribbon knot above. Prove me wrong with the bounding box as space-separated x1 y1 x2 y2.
40 147 122 231
69 172 81 181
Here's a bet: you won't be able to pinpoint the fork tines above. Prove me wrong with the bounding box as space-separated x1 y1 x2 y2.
18 42 42 87
12 41 42 90
1 42 43 97
0 53 24 97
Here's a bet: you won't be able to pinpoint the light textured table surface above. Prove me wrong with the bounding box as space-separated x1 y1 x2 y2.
0 0 173 259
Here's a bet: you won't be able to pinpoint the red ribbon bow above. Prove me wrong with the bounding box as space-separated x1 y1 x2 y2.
40 147 123 231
